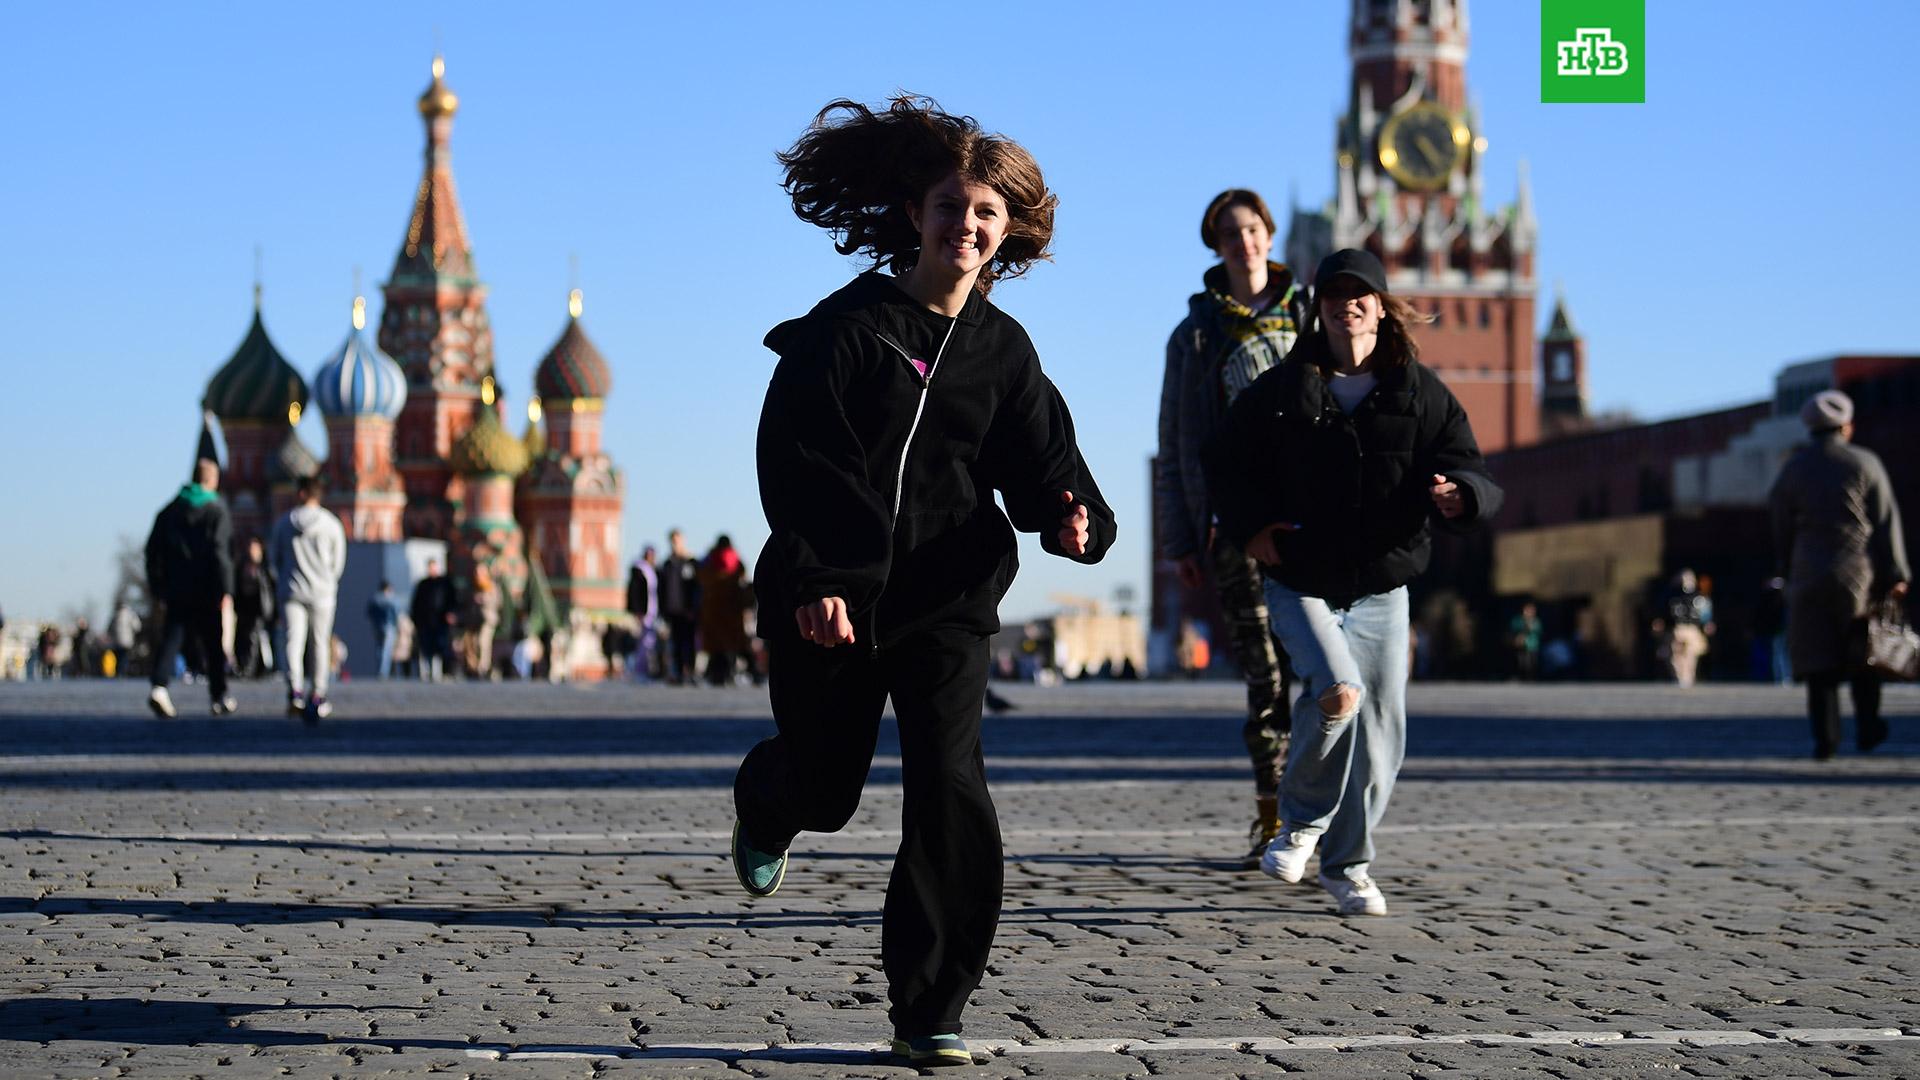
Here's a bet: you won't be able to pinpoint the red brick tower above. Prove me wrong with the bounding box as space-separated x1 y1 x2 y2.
1287 0 1539 452
521 289 625 628
380 55 493 540
314 297 410 540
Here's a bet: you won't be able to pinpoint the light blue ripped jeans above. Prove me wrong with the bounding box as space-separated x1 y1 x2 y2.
1263 581 1409 879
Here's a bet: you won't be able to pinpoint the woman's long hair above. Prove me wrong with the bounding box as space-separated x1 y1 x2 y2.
1304 290 1434 369
777 95 1057 294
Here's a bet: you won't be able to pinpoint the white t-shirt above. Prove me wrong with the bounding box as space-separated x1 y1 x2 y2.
1329 370 1378 415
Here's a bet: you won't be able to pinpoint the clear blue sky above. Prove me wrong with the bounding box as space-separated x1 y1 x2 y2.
2 1 1915 626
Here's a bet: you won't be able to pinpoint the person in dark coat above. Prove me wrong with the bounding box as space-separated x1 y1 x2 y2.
408 559 456 682
144 457 236 717
1206 249 1502 917
1769 389 1911 759
659 530 702 685
231 537 274 678
728 96 1115 1066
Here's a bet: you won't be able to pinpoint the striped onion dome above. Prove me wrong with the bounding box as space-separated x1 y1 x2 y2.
451 401 529 478
203 309 310 424
268 427 320 483
314 322 407 421
533 293 612 401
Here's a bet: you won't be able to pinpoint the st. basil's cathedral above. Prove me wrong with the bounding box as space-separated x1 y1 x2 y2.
194 58 625 678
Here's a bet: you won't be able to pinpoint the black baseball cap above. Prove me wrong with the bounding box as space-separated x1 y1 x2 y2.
1313 249 1388 295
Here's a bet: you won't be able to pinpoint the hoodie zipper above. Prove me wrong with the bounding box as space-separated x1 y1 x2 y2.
869 318 958 657
875 319 957 522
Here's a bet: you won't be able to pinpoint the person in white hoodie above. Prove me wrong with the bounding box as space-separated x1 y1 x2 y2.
270 475 347 721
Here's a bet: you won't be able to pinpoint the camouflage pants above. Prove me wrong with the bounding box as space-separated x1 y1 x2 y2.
1212 540 1290 795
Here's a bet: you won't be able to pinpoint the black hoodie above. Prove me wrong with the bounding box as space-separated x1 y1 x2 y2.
754 273 1115 647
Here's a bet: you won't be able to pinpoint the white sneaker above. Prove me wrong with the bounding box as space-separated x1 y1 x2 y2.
1259 826 1320 883
1319 870 1387 916
146 686 176 719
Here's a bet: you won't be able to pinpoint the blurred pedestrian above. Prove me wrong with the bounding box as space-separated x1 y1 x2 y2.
67 617 93 678
409 559 455 682
699 535 752 686
270 474 346 721
1206 248 1502 916
109 601 141 678
366 580 401 679
144 457 235 717
1770 389 1912 759
626 545 660 682
729 96 1115 1066
1157 187 1303 866
464 564 502 679
393 613 416 679
660 529 701 684
1754 577 1789 685
1508 601 1542 681
36 624 63 680
1176 619 1211 679
1656 569 1714 687
232 537 275 678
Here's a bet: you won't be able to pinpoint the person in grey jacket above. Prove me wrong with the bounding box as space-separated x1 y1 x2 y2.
270 475 347 721
1155 188 1309 866
1769 389 1910 759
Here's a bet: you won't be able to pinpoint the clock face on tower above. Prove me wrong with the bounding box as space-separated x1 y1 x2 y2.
1378 102 1464 192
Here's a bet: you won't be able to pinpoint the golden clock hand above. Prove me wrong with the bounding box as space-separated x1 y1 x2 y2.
1414 133 1444 166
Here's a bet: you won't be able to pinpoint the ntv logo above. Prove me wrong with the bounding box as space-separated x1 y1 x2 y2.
1556 27 1629 76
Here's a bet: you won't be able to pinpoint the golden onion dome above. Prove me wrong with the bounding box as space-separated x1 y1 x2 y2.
451 391 529 478
417 55 459 119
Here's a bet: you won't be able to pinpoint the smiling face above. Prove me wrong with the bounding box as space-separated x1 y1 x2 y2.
1212 204 1272 273
906 172 1010 283
1318 275 1384 339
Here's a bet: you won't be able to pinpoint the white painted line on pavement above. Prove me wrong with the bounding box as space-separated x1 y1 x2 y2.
459 1027 1918 1060
8 814 1917 847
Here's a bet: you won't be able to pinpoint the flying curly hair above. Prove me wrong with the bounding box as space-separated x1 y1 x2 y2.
777 95 1057 295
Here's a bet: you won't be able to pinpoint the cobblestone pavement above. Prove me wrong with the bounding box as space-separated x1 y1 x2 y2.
1 678 1917 1078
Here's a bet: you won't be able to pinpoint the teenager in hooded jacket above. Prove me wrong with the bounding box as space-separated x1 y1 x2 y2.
730 96 1115 1067
1206 249 1502 918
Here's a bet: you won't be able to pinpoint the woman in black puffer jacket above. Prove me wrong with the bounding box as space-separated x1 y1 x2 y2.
1206 249 1502 916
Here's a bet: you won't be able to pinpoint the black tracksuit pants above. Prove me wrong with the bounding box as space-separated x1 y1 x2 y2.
151 603 228 701
734 627 999 1038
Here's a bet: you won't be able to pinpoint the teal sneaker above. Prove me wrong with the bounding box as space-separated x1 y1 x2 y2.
889 1033 973 1067
731 821 787 898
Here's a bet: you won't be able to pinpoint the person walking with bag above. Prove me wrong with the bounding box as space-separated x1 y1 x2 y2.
1206 249 1502 916
1769 389 1911 759
1156 188 1306 866
729 96 1115 1067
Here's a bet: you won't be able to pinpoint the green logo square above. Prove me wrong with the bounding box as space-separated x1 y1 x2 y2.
1542 0 1644 103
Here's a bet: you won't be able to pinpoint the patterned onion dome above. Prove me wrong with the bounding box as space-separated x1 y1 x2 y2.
204 308 310 424
314 318 407 421
268 427 320 483
451 401 529 478
533 293 612 400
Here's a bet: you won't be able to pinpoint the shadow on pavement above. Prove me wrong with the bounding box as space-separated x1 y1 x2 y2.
0 998 908 1064
0 896 1298 930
